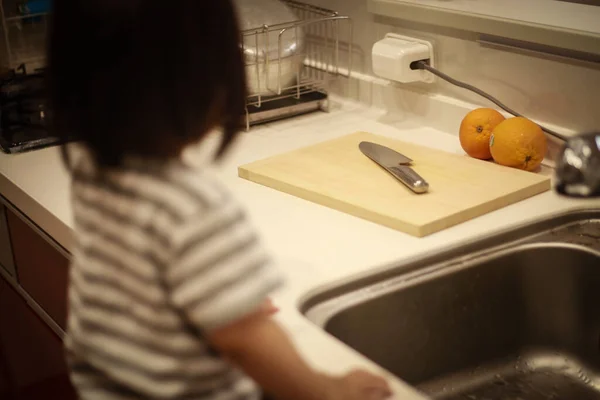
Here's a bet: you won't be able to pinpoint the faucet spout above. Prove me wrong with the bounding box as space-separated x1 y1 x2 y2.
555 131 600 198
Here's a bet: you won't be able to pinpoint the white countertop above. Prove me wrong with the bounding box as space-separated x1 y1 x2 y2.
0 98 598 399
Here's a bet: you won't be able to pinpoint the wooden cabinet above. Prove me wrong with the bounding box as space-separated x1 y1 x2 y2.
0 203 76 399
0 205 16 278
0 276 77 400
0 331 12 399
6 209 70 329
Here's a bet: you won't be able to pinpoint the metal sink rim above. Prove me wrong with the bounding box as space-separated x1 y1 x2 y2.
301 209 600 324
303 241 600 328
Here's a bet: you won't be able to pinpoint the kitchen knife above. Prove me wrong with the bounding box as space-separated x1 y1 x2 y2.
359 141 430 194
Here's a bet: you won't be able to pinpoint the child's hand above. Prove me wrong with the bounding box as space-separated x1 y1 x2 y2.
327 369 392 400
236 299 279 325
259 298 279 316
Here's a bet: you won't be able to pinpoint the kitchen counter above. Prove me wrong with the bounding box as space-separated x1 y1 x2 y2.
0 98 598 399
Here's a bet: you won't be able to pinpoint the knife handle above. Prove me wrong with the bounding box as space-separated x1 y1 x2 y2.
389 165 429 194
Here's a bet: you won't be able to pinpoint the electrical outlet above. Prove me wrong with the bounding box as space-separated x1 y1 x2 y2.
372 33 435 83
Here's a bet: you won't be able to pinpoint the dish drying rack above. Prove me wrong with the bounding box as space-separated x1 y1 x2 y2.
0 0 49 72
0 0 353 128
242 0 352 130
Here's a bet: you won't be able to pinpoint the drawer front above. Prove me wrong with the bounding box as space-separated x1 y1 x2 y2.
6 209 70 330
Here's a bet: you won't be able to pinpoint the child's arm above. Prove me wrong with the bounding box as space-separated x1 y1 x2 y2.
167 200 391 399
208 312 392 400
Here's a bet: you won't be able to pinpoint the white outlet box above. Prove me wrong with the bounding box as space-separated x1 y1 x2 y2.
372 33 435 83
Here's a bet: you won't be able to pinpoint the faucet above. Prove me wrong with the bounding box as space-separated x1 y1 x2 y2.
555 131 600 198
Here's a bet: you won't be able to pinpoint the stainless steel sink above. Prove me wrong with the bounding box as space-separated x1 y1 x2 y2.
303 211 600 400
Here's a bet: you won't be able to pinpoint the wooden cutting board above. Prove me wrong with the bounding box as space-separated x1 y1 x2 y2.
238 132 552 237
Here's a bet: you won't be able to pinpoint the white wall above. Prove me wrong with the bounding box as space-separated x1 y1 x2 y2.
302 0 600 134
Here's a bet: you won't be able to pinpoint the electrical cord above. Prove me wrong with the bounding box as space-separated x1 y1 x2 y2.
412 60 567 142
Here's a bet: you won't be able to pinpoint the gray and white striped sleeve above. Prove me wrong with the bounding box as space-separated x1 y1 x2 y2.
164 197 283 331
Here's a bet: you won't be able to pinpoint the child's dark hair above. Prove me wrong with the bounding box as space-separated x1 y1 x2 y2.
47 1 247 168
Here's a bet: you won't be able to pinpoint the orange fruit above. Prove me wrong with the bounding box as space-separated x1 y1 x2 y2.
490 117 547 171
459 108 505 159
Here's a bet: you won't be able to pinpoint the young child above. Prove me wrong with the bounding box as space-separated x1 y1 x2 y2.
47 1 393 399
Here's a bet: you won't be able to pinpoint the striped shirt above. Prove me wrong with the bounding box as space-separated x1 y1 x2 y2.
64 153 283 399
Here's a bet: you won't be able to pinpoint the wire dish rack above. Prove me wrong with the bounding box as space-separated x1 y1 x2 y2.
0 0 352 128
0 0 49 72
242 0 352 129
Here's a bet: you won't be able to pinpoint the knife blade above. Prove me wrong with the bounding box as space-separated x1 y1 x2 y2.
359 141 430 194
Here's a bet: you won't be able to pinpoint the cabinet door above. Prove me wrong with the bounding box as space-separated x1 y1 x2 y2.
6 209 70 329
0 276 77 400
0 206 16 278
0 331 12 400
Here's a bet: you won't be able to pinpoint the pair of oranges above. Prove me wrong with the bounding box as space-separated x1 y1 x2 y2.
459 108 547 171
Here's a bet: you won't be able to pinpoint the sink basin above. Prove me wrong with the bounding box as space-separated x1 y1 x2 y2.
303 211 600 399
